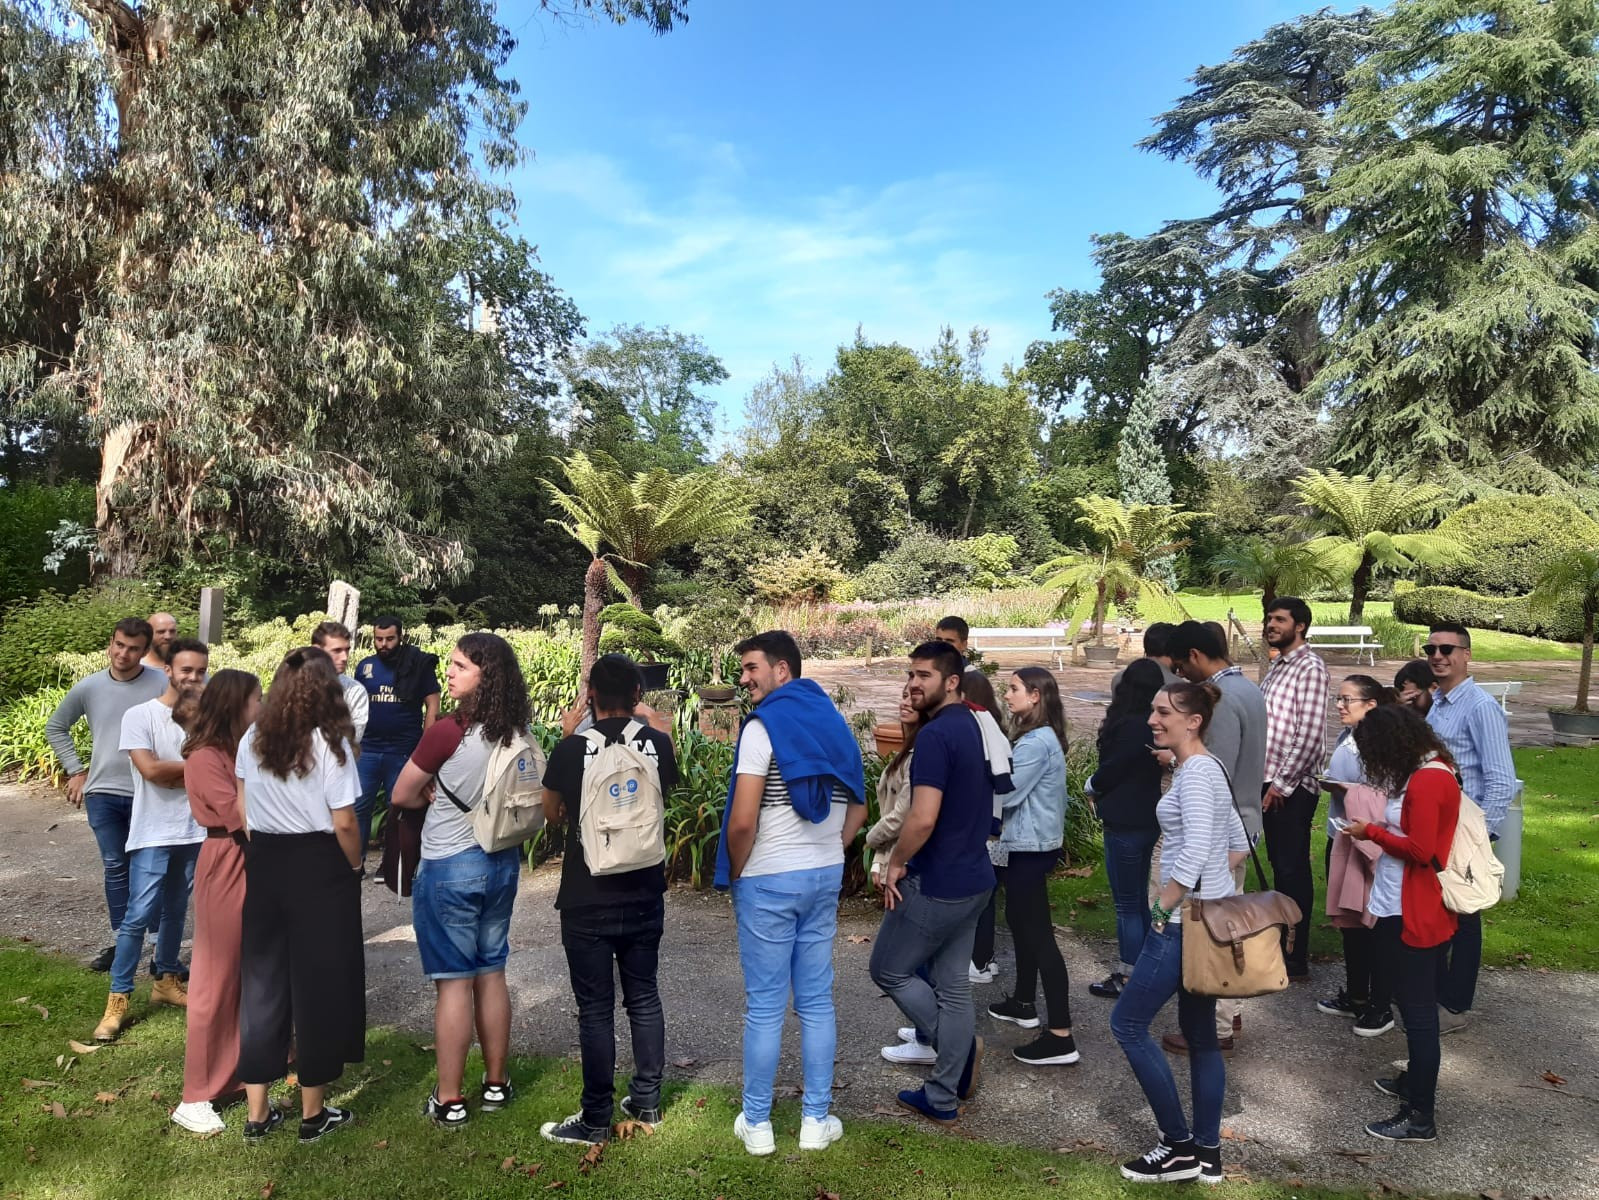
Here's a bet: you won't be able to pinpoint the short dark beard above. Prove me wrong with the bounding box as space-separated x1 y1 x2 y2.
375 644 399 663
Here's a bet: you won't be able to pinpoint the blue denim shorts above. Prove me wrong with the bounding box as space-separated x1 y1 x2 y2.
412 845 521 980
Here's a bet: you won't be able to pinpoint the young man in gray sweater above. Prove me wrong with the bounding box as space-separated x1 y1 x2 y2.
45 617 168 970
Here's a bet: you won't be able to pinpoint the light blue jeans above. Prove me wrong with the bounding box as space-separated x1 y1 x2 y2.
731 864 842 1123
110 842 199 994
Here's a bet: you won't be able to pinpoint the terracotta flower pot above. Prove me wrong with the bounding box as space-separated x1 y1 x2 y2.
874 722 906 759
696 684 737 703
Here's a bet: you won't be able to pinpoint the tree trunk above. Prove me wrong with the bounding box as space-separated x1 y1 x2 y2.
580 556 607 680
617 563 646 610
1579 610 1594 714
1092 579 1108 645
1261 577 1278 620
1349 553 1373 622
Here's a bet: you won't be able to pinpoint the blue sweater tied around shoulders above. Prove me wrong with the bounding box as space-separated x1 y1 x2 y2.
713 678 866 890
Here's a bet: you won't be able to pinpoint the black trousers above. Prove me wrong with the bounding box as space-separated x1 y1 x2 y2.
1006 850 1071 1029
239 833 366 1089
560 898 666 1127
1377 918 1443 1123
971 864 1006 968
1262 782 1318 974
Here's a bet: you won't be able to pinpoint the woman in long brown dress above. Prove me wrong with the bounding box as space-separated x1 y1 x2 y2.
169 669 261 1135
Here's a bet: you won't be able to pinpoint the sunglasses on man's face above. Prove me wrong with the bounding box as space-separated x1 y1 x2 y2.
1422 643 1463 657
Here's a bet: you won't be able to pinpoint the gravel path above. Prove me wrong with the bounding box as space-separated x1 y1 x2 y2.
3 779 1595 1199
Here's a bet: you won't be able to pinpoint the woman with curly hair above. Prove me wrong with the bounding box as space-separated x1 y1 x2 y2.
170 669 261 1136
236 647 364 1144
391 632 533 1129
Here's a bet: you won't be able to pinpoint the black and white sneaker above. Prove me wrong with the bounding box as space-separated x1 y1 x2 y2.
89 945 116 973
1365 1108 1437 1143
620 1095 661 1125
425 1090 469 1129
242 1107 284 1142
1013 1032 1080 1066
1121 1139 1201 1183
298 1105 353 1143
480 1078 514 1112
1373 1071 1410 1101
987 996 1041 1028
1316 989 1363 1018
1354 1009 1396 1037
1195 1143 1224 1185
541 1112 610 1145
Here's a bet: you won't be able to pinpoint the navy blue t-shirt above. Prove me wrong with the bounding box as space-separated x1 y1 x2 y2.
355 653 441 751
907 702 996 900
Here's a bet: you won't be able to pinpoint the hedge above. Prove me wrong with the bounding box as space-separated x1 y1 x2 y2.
1430 496 1599 597
1394 585 1582 642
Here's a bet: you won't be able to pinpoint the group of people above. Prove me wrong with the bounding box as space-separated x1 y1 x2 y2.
43 598 1511 1177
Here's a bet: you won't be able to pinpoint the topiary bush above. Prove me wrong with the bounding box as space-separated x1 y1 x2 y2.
1429 496 1599 597
0 581 170 700
1394 585 1583 642
596 603 680 661
854 528 977 601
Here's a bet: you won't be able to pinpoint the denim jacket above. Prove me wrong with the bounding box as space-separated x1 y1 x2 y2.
998 727 1067 853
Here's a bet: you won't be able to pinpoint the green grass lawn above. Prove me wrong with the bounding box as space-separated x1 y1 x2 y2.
0 945 1383 1200
1052 746 1599 972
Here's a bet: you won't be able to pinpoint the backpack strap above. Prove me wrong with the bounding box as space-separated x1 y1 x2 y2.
621 719 645 744
437 774 473 814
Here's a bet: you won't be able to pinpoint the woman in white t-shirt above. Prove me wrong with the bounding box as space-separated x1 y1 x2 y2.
235 647 364 1145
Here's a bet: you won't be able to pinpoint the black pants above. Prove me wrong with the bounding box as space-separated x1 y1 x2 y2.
560 898 666 1127
1366 915 1402 1015
1005 850 1071 1029
1262 782 1318 974
239 833 366 1088
1436 910 1481 1013
1378 919 1443 1123
971 864 1006 968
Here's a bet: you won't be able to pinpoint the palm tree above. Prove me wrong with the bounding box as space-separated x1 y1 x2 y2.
1286 469 1472 621
1213 537 1340 617
546 452 749 675
1036 495 1200 644
1531 549 1599 714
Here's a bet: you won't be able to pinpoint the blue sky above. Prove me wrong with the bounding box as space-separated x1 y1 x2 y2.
504 0 1342 429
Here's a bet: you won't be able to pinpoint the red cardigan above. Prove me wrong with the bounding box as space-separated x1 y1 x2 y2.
1363 762 1461 949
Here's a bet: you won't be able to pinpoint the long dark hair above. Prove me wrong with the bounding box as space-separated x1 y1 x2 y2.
959 669 1004 725
453 632 532 748
253 647 354 778
886 685 926 777
1352 705 1456 794
1010 666 1067 754
1104 657 1165 727
176 669 260 759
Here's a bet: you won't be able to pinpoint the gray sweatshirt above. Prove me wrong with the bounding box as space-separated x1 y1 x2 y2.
1206 666 1268 843
45 667 169 797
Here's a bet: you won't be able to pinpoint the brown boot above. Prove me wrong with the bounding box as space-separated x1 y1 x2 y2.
151 973 189 1009
94 992 132 1042
1162 1031 1234 1056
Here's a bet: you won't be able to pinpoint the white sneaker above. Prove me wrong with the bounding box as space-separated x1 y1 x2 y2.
733 1112 775 1156
881 1040 938 1065
969 961 996 984
799 1114 844 1151
897 1026 920 1043
171 1100 225 1134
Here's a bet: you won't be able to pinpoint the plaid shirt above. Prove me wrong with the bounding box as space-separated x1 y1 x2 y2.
1260 643 1329 794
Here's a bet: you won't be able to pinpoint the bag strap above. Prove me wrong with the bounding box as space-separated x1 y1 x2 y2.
1207 755 1269 894
437 773 473 814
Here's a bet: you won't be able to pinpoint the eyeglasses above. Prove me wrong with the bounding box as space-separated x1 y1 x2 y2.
1334 696 1371 707
1422 643 1462 657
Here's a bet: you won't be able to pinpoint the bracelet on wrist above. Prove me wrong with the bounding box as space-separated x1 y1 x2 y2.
1150 900 1173 925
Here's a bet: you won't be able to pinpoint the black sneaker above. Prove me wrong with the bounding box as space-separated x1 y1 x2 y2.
1373 1071 1410 1102
620 1094 660 1125
1365 1108 1436 1143
480 1078 514 1112
1013 1032 1080 1066
1316 989 1363 1018
242 1107 284 1142
1195 1142 1223 1185
1354 1008 1396 1038
957 1036 983 1101
425 1090 469 1129
1121 1139 1201 1183
1088 972 1125 999
298 1105 353 1143
89 945 115 972
987 996 1041 1029
540 1112 610 1145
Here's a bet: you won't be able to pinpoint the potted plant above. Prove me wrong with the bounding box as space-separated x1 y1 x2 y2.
1531 548 1599 744
674 596 753 703
597 603 680 692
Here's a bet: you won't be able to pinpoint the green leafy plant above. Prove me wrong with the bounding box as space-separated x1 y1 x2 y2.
596 603 680 662
1394 586 1582 643
1531 550 1599 713
0 582 169 701
1432 496 1599 598
0 685 88 783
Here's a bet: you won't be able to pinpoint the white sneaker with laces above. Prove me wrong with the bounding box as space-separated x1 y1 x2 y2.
733 1112 775 1156
897 1026 919 1043
969 961 996 984
799 1114 844 1150
171 1100 225 1134
881 1040 938 1065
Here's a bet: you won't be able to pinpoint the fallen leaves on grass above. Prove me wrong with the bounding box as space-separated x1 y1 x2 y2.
1542 1071 1567 1086
33 1004 49 1020
578 1143 605 1175
543 1181 566 1190
671 1056 697 1068
67 1040 99 1055
95 1091 119 1104
814 1188 841 1200
694 1097 707 1109
500 1157 517 1173
372 1139 388 1150
1220 1126 1250 1142
260 1183 274 1199
46 1101 66 1119
21 1078 56 1090
612 1120 654 1141
1060 865 1094 878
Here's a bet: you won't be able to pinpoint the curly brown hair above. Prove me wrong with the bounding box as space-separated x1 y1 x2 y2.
1352 704 1456 794
452 632 531 748
175 669 260 759
253 646 355 778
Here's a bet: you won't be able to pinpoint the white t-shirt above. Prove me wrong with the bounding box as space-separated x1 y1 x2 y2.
736 717 848 879
236 725 360 835
340 675 370 744
120 697 203 852
1368 789 1408 919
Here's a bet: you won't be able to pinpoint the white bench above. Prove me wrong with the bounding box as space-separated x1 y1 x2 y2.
969 626 1069 669
1477 681 1524 714
1307 625 1378 666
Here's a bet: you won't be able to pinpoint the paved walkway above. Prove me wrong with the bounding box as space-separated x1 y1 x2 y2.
2 781 1594 1199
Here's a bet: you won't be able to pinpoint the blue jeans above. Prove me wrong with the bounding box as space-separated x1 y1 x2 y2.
1110 922 1224 1147
355 746 411 856
411 845 521 980
84 791 135 935
1103 827 1159 972
110 843 200 994
732 864 843 1122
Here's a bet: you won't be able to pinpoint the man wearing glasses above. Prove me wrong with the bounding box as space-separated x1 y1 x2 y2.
1421 622 1514 1033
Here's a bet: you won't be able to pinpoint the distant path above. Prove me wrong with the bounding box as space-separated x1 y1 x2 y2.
2 779 1593 1199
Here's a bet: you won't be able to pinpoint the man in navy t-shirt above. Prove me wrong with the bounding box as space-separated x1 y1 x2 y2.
353 614 440 876
868 640 995 1126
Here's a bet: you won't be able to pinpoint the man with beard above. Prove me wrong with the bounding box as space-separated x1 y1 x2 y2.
312 620 370 744
1394 659 1435 715
94 638 210 1041
353 615 440 880
869 640 994 1126
1258 597 1329 982
142 612 178 670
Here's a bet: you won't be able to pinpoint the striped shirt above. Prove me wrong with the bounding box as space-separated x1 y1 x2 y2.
1260 643 1330 794
1157 755 1248 918
1426 677 1515 835
736 717 849 878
